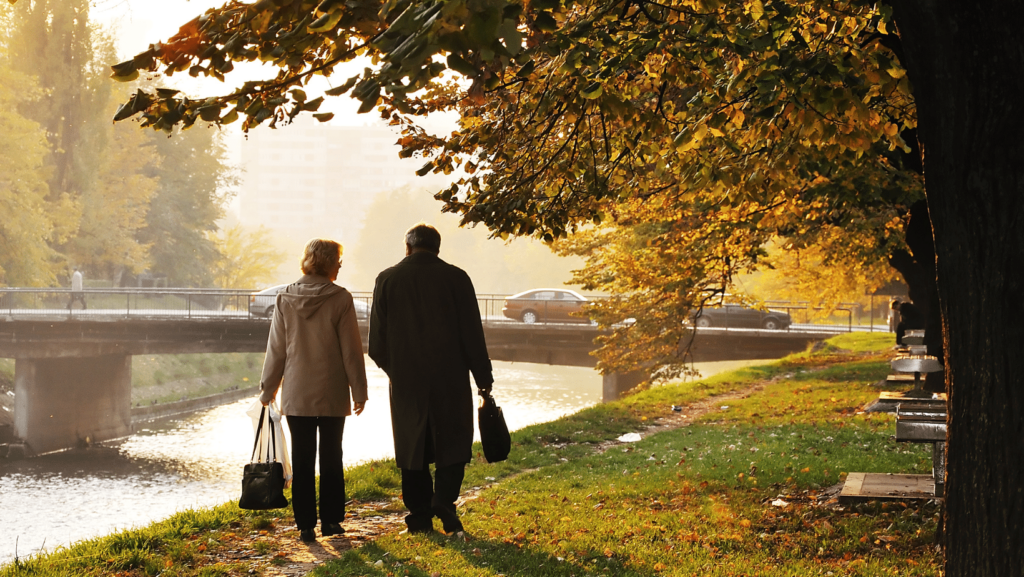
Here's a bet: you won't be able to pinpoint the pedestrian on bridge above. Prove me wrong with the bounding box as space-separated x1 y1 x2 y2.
66 267 86 310
259 239 368 543
369 223 494 535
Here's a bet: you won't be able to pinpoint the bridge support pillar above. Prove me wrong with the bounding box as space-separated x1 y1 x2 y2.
14 354 133 455
602 370 647 402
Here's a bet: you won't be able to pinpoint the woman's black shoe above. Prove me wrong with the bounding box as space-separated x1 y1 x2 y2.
299 529 317 543
321 523 344 536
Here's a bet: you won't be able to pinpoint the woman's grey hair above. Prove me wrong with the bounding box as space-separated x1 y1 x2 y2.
405 223 441 253
300 239 341 276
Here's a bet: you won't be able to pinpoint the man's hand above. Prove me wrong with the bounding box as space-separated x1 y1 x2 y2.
477 385 493 397
261 399 269 407
353 401 366 415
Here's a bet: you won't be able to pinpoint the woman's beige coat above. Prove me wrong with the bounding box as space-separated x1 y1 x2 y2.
259 275 368 416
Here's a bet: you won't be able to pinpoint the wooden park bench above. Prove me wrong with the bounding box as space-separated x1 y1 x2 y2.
895 401 946 496
841 353 947 503
868 354 945 413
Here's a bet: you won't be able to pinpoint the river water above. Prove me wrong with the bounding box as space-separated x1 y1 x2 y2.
0 358 762 564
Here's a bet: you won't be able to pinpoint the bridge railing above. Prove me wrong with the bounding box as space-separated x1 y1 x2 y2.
0 288 869 333
0 288 259 319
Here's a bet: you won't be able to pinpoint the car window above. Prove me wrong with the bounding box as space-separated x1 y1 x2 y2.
532 291 556 300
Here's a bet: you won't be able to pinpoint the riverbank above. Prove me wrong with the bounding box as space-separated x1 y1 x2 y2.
0 333 944 576
0 354 263 456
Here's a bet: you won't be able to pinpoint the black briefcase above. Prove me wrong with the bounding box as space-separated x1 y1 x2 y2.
239 406 289 510
478 391 511 463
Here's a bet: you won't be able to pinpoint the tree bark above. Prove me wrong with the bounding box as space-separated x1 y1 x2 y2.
890 1 1024 573
888 200 945 392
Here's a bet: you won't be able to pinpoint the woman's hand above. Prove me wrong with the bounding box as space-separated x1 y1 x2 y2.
353 401 366 415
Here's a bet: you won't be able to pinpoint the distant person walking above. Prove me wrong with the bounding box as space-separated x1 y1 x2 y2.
887 298 901 333
896 301 924 345
259 239 368 543
368 223 494 535
67 267 86 310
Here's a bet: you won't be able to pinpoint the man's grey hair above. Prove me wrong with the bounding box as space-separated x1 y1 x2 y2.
405 223 441 253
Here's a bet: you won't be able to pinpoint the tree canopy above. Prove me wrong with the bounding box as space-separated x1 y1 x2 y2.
0 0 237 287
108 0 922 374
0 57 59 286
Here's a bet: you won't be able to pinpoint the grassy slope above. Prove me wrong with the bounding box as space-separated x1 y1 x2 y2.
131 353 265 406
1 332 943 576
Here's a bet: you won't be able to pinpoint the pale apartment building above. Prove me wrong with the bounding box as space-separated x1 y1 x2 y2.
238 118 422 244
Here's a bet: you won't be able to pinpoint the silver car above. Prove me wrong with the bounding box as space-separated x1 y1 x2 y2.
249 284 369 320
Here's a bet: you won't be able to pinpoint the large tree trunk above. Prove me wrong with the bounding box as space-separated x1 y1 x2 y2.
890 1 1024 573
888 200 944 392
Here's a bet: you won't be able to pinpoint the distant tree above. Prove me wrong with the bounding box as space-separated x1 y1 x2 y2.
740 236 903 318
64 113 160 281
137 126 235 287
0 58 61 286
62 36 160 280
208 224 286 289
8 0 97 208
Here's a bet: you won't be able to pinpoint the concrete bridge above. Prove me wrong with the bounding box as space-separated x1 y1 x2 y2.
0 288 839 454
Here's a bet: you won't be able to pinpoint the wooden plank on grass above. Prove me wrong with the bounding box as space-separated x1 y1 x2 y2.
839 473 935 503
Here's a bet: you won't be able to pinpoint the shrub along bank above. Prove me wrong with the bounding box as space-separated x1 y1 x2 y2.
0 333 943 576
131 353 265 407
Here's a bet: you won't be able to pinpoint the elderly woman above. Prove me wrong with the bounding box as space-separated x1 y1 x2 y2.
259 239 368 543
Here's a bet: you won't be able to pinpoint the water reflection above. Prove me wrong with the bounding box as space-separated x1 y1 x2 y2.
0 357 761 563
0 358 600 563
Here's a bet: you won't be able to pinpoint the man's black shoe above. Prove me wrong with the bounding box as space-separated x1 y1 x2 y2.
433 507 464 534
321 522 344 536
299 529 317 543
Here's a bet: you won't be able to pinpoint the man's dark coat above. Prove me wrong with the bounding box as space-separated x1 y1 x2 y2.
368 251 493 470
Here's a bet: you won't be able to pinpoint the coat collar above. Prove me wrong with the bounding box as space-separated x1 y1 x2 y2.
296 274 334 285
403 251 440 264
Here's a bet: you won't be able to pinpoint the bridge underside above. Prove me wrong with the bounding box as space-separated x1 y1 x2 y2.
14 354 132 455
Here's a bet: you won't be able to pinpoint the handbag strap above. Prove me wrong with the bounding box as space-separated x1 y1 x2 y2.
266 409 277 463
250 406 279 463
250 406 265 462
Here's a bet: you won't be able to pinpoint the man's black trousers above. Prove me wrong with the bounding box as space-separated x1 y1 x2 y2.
400 420 466 533
286 415 346 531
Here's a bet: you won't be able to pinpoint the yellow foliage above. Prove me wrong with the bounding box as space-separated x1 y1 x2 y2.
208 224 287 289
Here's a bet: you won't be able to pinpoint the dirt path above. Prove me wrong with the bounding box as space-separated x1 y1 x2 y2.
212 381 768 575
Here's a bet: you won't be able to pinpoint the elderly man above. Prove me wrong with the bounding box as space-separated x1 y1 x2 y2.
369 223 494 535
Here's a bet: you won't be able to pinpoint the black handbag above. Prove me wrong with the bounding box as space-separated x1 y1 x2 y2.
239 406 289 510
478 391 511 463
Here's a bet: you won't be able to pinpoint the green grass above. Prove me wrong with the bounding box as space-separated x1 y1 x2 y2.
0 333 942 576
131 353 264 405
0 504 291 577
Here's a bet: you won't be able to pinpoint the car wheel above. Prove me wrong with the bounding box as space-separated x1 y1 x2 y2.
265 305 275 318
762 318 780 330
695 316 712 328
521 310 538 324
